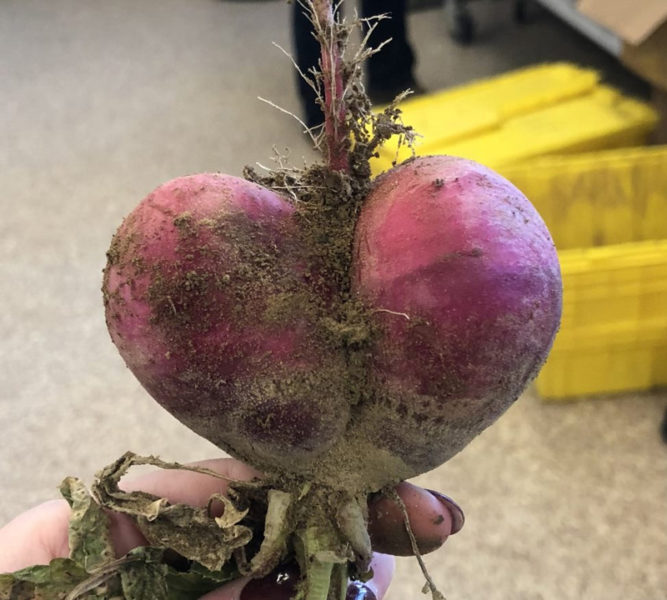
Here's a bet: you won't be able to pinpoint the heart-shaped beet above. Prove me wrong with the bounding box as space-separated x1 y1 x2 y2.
103 157 561 493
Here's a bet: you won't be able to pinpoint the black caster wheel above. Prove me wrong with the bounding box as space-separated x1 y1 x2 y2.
449 10 475 45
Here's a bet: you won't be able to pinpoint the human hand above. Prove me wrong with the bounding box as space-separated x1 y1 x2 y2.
0 458 463 599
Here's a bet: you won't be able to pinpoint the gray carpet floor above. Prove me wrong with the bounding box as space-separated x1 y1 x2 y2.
1 1 665 599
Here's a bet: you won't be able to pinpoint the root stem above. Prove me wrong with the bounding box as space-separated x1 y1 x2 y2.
389 488 446 600
309 0 350 172
335 497 372 575
296 524 351 600
243 489 293 577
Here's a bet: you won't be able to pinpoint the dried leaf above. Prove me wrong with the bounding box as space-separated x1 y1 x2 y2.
0 549 241 600
210 493 248 529
0 558 102 600
119 549 169 600
135 503 250 572
91 452 254 571
1 452 252 599
60 476 114 571
118 548 238 600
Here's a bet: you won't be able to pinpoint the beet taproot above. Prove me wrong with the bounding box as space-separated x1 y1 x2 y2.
103 155 561 495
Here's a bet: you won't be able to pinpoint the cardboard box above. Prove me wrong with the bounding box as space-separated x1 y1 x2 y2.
578 0 667 90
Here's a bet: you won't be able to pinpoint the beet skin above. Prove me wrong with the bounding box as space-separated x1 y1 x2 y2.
103 156 561 492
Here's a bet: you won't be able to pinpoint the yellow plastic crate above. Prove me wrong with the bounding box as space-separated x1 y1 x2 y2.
537 318 667 398
373 62 598 163
500 146 667 248
557 241 667 330
500 147 667 399
371 64 657 174
438 88 656 169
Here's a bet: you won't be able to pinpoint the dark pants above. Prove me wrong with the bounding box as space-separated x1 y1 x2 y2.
292 0 415 126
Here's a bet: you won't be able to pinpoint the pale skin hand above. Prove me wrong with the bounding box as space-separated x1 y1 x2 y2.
0 458 459 600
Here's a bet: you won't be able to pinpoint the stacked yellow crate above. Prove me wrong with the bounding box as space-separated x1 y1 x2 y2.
371 63 657 174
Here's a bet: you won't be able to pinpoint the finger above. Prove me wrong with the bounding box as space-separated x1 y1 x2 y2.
120 457 262 506
367 482 464 556
0 500 71 571
360 552 395 600
426 489 465 534
107 510 149 557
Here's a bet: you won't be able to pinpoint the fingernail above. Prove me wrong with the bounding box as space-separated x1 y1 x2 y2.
427 490 465 534
346 581 377 600
240 563 298 600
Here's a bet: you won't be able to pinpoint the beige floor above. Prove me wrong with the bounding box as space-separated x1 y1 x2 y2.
1 1 665 599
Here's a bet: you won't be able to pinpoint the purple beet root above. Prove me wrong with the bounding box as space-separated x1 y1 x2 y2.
104 156 561 492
